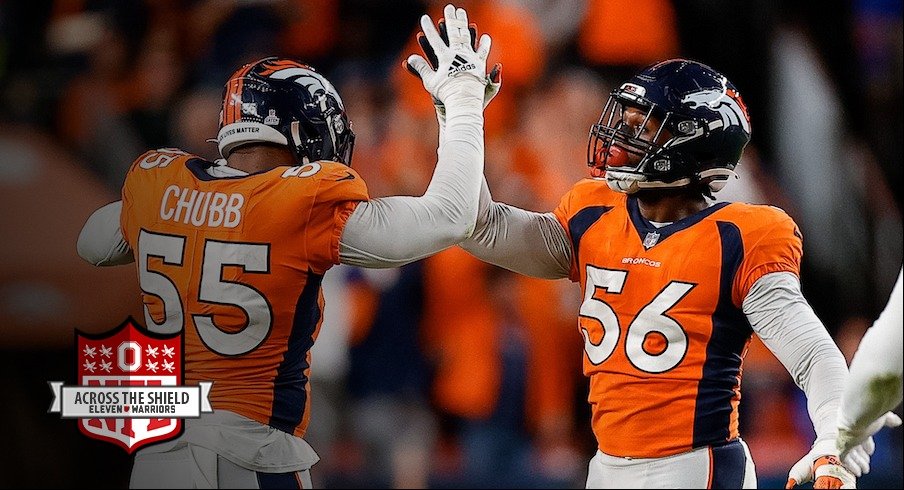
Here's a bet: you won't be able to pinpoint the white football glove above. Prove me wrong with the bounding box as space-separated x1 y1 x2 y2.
404 9 501 126
404 4 491 105
786 440 856 489
837 411 902 463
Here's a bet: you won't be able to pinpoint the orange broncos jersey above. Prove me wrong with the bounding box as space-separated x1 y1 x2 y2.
120 148 368 438
553 178 802 458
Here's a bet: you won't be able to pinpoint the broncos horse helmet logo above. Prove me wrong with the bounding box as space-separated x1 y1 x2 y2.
681 78 751 134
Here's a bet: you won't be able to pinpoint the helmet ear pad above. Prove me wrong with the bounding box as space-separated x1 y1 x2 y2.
217 57 356 166
283 90 354 165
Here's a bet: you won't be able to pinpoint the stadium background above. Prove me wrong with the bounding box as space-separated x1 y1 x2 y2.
0 0 900 488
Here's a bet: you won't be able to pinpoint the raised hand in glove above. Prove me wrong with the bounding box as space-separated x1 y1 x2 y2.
403 4 501 121
403 4 491 106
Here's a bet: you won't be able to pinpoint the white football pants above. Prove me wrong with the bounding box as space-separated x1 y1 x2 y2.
585 438 757 489
130 443 312 489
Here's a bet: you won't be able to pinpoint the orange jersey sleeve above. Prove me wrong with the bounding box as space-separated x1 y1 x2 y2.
553 178 625 282
731 205 803 307
293 161 369 273
120 149 190 247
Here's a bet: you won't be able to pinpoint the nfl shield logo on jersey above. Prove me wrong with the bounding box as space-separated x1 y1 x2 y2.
48 317 212 453
643 231 661 249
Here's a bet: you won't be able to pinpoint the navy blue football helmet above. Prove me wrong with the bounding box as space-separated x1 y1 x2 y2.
588 59 751 194
217 57 355 166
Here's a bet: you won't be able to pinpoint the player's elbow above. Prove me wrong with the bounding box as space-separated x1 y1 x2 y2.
77 202 134 266
445 204 478 242
77 223 104 265
463 201 480 239
433 221 472 246
77 228 125 266
425 193 477 242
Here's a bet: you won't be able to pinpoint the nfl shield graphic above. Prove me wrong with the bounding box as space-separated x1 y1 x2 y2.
643 231 661 249
76 318 183 453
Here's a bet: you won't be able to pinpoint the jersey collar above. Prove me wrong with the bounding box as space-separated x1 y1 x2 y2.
627 196 729 249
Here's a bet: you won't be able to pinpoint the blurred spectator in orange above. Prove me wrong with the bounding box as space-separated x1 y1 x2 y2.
576 0 679 69
169 87 221 161
374 102 439 198
395 0 546 136
52 5 145 190
339 265 437 489
422 248 501 423
421 247 584 487
277 0 340 65
506 66 609 211
740 336 812 488
325 75 388 190
515 274 586 480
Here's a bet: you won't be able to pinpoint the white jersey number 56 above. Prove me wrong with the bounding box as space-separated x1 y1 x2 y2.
580 265 693 373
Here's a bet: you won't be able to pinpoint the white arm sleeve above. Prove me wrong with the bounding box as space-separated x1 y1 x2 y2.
743 272 848 448
458 177 572 279
838 267 904 432
379 101 569 277
338 84 484 268
76 201 134 266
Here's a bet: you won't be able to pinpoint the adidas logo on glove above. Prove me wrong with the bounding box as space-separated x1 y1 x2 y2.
448 55 475 74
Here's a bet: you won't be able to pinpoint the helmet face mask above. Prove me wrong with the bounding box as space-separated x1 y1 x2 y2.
588 96 689 194
587 59 751 195
217 57 356 166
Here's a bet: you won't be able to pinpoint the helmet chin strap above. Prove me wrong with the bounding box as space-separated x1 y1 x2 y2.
290 121 310 164
698 168 739 192
290 121 302 149
607 180 640 194
605 170 642 194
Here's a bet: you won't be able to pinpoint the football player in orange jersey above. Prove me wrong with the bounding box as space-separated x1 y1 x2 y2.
430 58 899 489
76 4 494 488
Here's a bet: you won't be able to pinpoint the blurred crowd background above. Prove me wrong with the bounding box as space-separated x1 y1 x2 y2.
0 0 901 488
